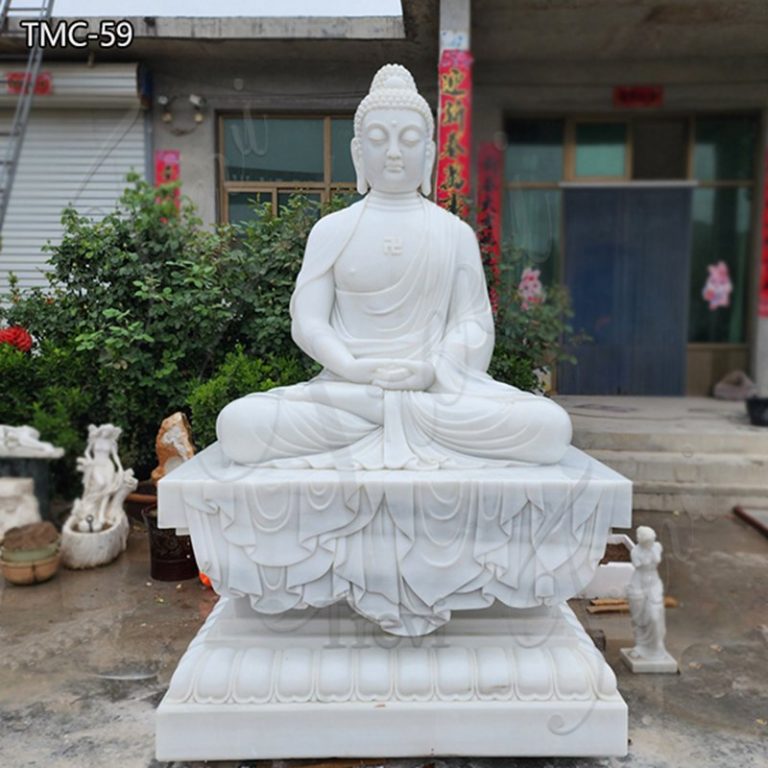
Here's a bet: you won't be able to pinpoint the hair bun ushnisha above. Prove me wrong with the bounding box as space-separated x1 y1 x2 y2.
369 64 417 93
354 64 434 139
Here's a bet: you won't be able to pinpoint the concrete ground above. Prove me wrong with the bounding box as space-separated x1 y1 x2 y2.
1 507 766 768
2 397 766 767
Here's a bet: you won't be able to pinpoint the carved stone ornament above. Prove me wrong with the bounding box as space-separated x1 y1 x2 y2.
151 412 195 485
0 425 64 459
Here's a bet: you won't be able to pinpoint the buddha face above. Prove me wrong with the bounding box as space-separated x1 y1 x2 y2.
352 107 435 195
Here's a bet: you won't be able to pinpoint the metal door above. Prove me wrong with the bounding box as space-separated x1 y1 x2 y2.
558 185 693 395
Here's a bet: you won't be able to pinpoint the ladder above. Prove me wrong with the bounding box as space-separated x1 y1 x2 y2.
0 0 55 232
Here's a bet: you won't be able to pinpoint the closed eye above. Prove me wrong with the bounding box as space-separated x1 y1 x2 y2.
367 127 387 144
401 128 423 146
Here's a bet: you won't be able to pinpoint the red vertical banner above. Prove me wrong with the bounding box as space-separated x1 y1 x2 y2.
436 49 473 220
155 149 181 210
477 142 503 313
761 151 768 318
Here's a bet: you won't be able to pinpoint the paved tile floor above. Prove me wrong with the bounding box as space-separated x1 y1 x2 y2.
1 507 766 768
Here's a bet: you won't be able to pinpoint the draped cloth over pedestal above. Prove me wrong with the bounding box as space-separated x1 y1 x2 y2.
160 445 631 636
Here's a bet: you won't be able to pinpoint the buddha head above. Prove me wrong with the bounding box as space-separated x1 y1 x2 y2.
351 64 436 197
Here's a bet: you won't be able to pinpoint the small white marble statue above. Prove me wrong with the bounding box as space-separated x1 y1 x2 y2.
71 424 137 533
0 424 64 458
621 526 678 673
61 424 137 569
217 64 571 471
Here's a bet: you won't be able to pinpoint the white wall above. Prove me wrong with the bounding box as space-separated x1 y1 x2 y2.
52 0 402 18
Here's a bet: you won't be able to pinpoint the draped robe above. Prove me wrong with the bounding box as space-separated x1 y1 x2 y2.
217 197 572 469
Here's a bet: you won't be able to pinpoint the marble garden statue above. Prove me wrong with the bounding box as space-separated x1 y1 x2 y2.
157 65 633 760
61 424 137 569
621 526 678 674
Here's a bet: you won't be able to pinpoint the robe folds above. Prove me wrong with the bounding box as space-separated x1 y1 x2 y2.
217 197 572 470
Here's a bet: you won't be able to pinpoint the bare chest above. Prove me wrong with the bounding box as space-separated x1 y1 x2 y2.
334 211 425 293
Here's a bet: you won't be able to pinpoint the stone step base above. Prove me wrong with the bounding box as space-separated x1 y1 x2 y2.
589 450 768 487
156 598 628 760
633 488 767 516
573 430 768 456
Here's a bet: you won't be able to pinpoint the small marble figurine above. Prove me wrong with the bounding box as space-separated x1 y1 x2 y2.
620 526 678 673
61 424 137 569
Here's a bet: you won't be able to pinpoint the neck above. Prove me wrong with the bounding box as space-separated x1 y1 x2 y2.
366 189 423 209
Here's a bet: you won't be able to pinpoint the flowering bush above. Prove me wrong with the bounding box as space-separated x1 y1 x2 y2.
517 267 545 310
0 325 33 353
488 255 586 392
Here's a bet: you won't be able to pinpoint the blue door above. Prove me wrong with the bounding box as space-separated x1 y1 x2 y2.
559 186 693 395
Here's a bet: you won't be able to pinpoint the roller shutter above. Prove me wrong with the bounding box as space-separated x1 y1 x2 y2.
0 64 146 291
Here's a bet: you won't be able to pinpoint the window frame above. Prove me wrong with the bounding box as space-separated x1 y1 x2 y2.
217 112 356 222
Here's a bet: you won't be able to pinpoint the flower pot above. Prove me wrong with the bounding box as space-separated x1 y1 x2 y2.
143 507 198 582
2 540 59 563
746 397 768 427
1 552 60 585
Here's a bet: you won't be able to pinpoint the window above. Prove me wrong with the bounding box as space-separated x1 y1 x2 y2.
688 115 758 344
503 119 564 287
572 121 628 179
503 114 759 345
633 118 688 180
219 115 356 223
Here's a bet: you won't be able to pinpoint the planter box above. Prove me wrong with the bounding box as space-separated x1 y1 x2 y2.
578 533 634 600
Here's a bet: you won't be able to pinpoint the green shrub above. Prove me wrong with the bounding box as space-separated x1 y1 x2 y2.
487 247 586 392
1 182 348 487
0 344 96 497
226 194 348 360
2 175 249 477
188 347 318 448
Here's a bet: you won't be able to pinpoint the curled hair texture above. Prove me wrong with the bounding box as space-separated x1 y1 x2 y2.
354 63 434 138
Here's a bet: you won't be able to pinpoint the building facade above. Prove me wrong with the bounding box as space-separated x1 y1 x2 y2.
1 0 766 396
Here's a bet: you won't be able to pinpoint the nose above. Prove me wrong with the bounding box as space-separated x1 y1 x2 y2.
386 133 401 159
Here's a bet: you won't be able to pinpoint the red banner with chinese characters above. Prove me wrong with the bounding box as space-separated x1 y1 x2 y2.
613 85 663 109
6 71 52 96
154 149 181 210
477 142 503 313
436 49 473 219
761 151 768 318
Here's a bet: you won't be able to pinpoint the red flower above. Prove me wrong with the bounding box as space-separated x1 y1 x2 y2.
0 326 33 353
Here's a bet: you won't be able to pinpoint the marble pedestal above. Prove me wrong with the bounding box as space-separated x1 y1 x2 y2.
157 444 632 759
157 599 627 760
620 647 679 674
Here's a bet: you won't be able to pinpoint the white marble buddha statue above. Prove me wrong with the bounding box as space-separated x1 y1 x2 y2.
217 64 572 470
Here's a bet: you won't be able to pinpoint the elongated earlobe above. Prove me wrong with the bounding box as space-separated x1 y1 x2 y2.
421 140 436 197
351 138 369 196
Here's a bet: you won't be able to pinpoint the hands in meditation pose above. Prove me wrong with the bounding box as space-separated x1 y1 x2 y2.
217 64 572 470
